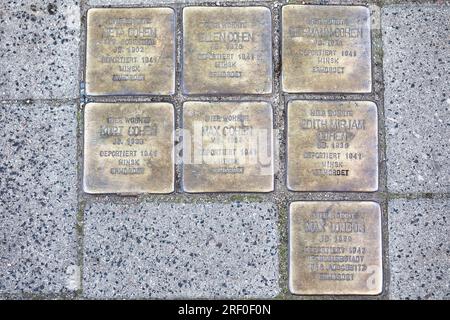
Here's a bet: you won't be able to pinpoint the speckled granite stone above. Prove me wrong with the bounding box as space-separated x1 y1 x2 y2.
83 202 279 298
382 5 450 193
0 102 78 295
389 198 449 300
0 1 80 99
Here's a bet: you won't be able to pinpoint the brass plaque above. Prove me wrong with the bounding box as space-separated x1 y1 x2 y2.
83 103 174 194
85 8 175 95
182 7 273 95
282 5 372 93
182 101 274 192
289 201 383 295
287 100 378 192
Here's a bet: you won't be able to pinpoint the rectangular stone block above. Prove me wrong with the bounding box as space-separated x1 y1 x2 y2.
82 202 279 298
282 5 372 93
85 8 175 95
182 6 273 95
289 201 383 295
0 1 80 99
287 100 378 192
0 102 78 295
388 198 449 300
382 5 450 193
182 101 274 193
83 102 174 194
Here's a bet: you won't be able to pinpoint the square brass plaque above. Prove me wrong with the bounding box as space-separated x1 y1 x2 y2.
289 201 383 295
182 101 274 192
182 7 273 95
282 5 372 93
85 8 175 95
287 100 378 192
83 102 174 194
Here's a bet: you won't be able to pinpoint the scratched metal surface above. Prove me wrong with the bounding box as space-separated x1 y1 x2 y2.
282 5 372 93
85 7 176 95
83 102 175 194
287 100 378 192
182 101 274 192
182 6 273 95
289 201 383 295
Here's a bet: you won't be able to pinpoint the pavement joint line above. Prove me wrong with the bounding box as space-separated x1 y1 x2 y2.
387 192 450 200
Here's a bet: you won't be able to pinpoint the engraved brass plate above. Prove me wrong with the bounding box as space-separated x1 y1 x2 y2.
287 100 378 192
83 102 174 194
182 7 273 95
182 101 274 192
289 201 383 295
85 8 175 95
282 5 372 93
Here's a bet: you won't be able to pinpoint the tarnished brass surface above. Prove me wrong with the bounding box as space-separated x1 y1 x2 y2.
182 101 274 192
287 100 378 192
182 7 273 95
85 8 175 95
289 201 383 295
282 5 372 93
83 103 174 194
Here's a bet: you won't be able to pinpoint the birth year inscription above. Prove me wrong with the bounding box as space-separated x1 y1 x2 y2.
287 100 378 192
289 201 383 295
83 103 174 194
85 8 175 95
182 101 274 192
182 7 273 94
282 5 372 93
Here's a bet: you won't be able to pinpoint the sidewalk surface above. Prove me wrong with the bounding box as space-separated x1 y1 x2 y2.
0 0 448 299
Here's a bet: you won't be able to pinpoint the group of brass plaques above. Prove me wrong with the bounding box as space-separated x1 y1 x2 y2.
83 4 382 296
85 5 372 95
83 101 275 194
83 98 379 195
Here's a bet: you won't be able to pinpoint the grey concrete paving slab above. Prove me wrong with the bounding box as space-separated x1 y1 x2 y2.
0 101 78 295
82 202 279 298
388 198 449 300
382 5 450 193
0 1 80 99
